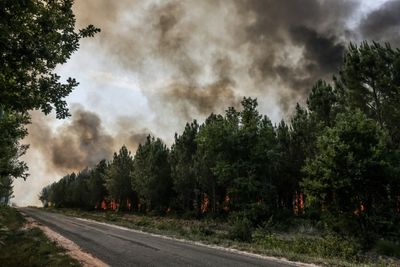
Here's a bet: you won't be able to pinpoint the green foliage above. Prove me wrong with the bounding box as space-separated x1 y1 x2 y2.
253 231 361 262
228 217 253 242
0 110 29 182
0 0 100 118
307 80 339 127
302 111 398 239
0 205 80 267
105 146 134 211
132 136 172 212
0 175 13 204
170 121 199 212
40 165 107 210
87 160 108 208
195 112 234 213
337 42 400 143
0 0 99 202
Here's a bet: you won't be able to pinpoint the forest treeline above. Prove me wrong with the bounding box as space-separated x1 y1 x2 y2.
40 42 400 243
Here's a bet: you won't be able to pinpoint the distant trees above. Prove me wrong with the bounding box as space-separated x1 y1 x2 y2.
40 42 400 242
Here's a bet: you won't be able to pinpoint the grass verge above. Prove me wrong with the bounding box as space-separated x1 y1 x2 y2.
41 207 399 267
0 205 80 267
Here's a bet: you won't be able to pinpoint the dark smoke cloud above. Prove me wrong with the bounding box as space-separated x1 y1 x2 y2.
290 26 345 77
71 0 364 117
73 0 242 117
72 0 400 118
51 109 114 170
27 108 151 173
238 0 358 110
359 0 400 45
114 116 152 150
157 79 241 121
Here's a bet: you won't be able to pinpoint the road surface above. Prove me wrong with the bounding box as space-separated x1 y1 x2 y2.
20 208 301 267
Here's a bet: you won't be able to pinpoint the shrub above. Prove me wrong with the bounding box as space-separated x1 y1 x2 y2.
192 224 215 236
135 217 152 227
317 234 361 261
228 218 253 242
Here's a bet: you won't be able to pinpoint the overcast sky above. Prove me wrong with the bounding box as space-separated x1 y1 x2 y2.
14 0 399 206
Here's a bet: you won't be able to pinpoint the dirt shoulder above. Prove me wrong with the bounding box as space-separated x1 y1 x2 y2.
23 215 109 267
0 205 80 267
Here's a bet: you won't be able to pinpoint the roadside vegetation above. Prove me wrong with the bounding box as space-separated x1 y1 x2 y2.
0 205 80 267
42 207 399 267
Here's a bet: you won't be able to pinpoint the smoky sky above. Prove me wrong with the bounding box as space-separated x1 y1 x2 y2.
26 108 150 173
359 0 400 44
14 0 400 205
31 0 400 173
71 0 400 119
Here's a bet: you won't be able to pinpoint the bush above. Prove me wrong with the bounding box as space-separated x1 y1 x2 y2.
192 224 215 236
180 210 199 220
105 212 117 221
228 218 253 242
253 229 361 262
135 217 153 227
317 234 361 261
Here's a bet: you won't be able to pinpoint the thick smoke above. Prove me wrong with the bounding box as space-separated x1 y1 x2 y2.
158 79 240 121
72 0 364 116
359 0 400 45
26 108 150 174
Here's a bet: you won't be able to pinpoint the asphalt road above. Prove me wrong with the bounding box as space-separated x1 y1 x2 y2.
20 208 299 267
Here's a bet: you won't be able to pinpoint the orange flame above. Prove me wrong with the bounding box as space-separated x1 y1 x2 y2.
294 191 304 215
109 199 119 210
354 202 366 216
201 194 209 213
127 199 132 211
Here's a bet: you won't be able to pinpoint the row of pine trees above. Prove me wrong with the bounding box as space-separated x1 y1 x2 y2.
40 42 400 240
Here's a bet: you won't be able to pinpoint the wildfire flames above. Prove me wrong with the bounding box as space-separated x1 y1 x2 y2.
294 191 304 215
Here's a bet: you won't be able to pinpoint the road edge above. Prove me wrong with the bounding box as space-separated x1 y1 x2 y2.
21 213 109 267
76 217 320 267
